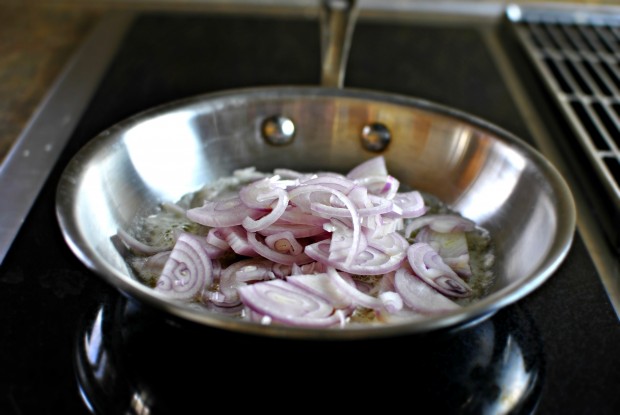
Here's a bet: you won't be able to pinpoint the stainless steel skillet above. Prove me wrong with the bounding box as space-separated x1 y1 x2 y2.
55 1 575 339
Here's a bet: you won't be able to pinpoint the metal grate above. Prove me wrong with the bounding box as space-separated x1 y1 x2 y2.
508 5 620 212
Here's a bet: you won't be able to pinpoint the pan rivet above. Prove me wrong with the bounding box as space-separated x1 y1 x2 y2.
261 115 295 145
361 122 391 152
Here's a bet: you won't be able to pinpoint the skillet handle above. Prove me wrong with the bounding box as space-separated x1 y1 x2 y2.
320 0 359 88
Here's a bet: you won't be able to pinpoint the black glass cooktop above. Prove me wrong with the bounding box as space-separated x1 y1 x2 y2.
1 10 619 414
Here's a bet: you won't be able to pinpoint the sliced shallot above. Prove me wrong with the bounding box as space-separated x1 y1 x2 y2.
326 267 401 312
238 279 342 327
155 233 213 300
405 214 475 236
216 258 276 305
186 195 263 228
287 273 354 309
247 232 313 266
415 228 472 278
407 242 472 298
136 155 491 328
394 267 461 314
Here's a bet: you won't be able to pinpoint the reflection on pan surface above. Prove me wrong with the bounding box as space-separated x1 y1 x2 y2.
76 292 544 415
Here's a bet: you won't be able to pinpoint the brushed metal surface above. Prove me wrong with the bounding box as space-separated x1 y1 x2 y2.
320 0 359 87
0 12 135 264
55 86 576 339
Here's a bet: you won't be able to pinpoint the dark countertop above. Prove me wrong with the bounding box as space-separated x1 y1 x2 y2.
0 4 100 164
1 3 619 415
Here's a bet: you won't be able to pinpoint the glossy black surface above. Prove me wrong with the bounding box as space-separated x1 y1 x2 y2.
76 293 543 414
1 12 619 414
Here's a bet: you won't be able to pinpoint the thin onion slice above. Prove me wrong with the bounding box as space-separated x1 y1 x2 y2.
258 221 327 238
379 291 404 314
217 258 276 305
407 242 472 298
405 214 476 236
239 177 283 209
289 184 362 266
394 267 461 314
187 195 263 228
306 239 405 275
326 267 399 311
287 273 354 309
238 279 342 327
386 191 426 218
346 156 388 179
220 226 257 257
365 229 409 256
155 233 213 300
264 231 304 255
415 228 472 278
241 186 289 232
247 232 313 266
279 207 328 226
